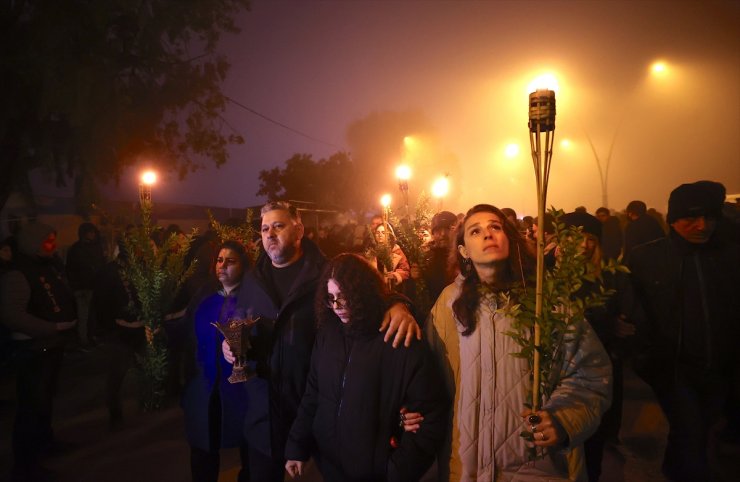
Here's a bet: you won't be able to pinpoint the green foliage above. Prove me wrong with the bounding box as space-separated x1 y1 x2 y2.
1 0 250 214
389 194 435 316
499 209 627 407
121 201 197 409
135 342 169 411
207 208 261 263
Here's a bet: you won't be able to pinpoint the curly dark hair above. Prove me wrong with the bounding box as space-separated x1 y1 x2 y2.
452 204 535 336
315 253 389 331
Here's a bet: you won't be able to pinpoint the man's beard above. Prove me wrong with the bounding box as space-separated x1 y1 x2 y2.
268 243 296 265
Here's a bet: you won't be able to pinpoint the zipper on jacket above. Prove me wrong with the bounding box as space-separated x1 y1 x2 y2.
336 340 353 420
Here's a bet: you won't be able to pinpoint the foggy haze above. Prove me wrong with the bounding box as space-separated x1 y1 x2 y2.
37 0 740 217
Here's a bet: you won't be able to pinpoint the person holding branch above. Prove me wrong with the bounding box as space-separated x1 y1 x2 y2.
424 204 612 481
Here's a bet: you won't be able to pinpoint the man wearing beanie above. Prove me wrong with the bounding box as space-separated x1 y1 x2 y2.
0 222 78 481
628 181 740 481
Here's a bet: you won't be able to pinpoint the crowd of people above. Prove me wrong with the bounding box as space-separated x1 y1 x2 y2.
1 179 738 482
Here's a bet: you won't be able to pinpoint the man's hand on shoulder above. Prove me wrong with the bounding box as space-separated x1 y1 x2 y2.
380 303 421 348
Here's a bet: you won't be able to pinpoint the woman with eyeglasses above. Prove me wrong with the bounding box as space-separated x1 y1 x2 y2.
284 253 448 481
425 204 612 481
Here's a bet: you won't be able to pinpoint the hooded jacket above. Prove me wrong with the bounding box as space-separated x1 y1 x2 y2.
425 277 612 481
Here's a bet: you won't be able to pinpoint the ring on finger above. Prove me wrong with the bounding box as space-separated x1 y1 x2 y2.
531 424 537 433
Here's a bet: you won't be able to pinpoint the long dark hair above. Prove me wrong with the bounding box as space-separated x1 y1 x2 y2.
315 253 388 331
452 204 535 336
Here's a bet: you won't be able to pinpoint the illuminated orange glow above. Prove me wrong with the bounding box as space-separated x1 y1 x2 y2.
431 177 449 198
141 170 157 186
395 164 412 180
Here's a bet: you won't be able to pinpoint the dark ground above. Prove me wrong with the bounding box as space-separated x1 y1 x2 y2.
0 343 736 482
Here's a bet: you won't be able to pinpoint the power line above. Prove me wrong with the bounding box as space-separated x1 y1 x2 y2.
225 95 346 151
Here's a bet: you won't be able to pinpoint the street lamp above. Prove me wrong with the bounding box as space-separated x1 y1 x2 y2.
139 170 157 204
431 176 449 211
527 76 557 414
395 164 411 219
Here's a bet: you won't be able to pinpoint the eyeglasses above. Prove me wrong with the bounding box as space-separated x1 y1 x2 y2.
326 295 348 309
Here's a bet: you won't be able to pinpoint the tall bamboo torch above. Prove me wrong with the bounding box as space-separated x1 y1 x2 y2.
527 83 556 412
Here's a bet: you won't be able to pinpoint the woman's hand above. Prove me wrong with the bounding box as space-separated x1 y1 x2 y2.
400 407 424 433
521 409 561 447
379 303 421 348
285 460 304 478
222 339 235 364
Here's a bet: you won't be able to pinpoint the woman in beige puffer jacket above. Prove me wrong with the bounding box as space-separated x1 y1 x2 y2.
425 204 612 481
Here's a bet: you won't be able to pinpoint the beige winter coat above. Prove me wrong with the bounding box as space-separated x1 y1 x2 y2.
425 276 612 481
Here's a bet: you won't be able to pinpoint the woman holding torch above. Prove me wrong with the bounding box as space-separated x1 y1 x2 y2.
424 204 611 481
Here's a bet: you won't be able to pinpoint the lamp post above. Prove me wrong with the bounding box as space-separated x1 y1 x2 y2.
527 83 556 413
395 165 411 219
431 175 449 211
139 170 157 205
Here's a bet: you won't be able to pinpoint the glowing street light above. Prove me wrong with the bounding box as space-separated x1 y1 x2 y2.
139 170 157 204
650 60 669 76
431 176 450 210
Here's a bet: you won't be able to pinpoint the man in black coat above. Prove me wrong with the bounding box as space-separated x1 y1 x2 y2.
223 201 420 480
629 181 740 481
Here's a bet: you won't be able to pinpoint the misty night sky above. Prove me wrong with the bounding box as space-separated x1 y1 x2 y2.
33 0 740 216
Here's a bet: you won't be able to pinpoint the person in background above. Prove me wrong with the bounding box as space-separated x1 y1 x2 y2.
65 222 105 347
284 253 448 481
623 200 664 262
92 239 145 428
416 211 457 303
182 240 254 482
501 207 520 231
595 207 623 262
629 181 739 481
371 223 411 293
0 223 78 481
425 204 611 481
561 211 639 481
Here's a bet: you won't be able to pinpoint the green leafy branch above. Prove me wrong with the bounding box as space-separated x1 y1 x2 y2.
496 209 627 443
207 208 261 263
120 200 197 410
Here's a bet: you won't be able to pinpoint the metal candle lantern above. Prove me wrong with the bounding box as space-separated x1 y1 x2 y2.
527 88 556 412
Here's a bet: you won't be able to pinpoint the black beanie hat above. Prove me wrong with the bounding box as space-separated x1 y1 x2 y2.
561 211 602 241
667 181 725 224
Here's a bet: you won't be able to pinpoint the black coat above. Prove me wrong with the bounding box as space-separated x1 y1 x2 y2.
629 232 740 393
235 238 326 457
285 319 448 482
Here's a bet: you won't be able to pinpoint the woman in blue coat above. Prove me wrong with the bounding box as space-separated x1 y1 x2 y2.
182 240 253 482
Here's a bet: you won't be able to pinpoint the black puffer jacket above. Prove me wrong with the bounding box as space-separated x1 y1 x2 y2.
285 319 448 482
